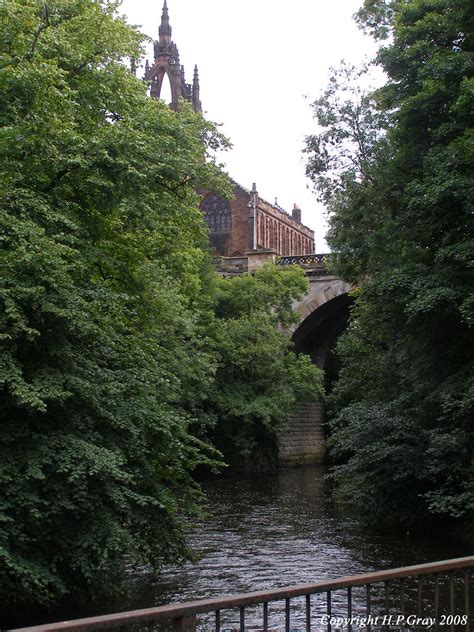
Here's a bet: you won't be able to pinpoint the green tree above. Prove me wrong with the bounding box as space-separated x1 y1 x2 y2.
0 0 227 607
208 265 324 471
305 0 474 528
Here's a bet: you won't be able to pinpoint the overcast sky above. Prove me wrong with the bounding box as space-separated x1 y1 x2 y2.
120 0 379 251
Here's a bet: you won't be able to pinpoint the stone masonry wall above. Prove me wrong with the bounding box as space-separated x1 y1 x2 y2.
278 402 326 468
200 184 315 257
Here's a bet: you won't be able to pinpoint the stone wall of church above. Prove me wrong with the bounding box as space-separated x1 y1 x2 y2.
200 184 315 257
256 197 314 256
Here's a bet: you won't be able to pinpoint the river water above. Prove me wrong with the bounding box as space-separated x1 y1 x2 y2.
6 466 471 629
121 466 470 630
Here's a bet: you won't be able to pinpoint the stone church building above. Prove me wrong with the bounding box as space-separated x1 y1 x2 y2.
146 2 315 258
201 185 314 257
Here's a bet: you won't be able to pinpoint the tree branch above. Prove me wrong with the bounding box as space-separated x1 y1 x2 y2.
27 2 50 60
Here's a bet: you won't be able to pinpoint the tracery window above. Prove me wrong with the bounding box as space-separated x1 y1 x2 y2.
201 193 231 233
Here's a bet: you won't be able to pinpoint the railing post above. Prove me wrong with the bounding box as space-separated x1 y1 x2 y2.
172 615 197 631
327 590 332 632
435 575 440 632
450 572 455 632
465 570 471 632
263 601 269 632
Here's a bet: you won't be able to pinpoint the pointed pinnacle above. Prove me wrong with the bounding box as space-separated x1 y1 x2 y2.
159 0 172 38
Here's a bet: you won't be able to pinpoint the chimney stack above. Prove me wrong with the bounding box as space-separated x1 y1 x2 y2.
292 203 301 223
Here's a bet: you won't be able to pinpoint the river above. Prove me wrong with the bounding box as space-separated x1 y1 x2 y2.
5 466 471 629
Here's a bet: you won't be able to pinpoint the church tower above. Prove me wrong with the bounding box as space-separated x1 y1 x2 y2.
145 1 202 113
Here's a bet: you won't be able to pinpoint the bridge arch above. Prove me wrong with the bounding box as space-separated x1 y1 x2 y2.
291 276 354 368
279 275 354 467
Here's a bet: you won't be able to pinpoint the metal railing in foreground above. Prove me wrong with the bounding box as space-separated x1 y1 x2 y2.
11 557 474 632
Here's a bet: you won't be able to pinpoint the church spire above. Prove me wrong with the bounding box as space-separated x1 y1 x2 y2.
192 65 202 113
159 0 172 42
146 0 203 113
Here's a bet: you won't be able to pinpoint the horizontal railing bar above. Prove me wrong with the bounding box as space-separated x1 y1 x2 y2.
11 556 474 632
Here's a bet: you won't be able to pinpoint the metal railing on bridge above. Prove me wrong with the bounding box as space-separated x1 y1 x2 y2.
276 254 328 267
276 254 332 276
11 557 474 632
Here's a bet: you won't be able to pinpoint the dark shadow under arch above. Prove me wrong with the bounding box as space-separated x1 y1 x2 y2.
292 293 354 369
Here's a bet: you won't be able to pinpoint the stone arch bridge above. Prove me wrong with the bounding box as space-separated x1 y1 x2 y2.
215 252 354 467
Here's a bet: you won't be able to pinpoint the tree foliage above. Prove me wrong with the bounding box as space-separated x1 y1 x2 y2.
304 62 390 208
305 0 474 529
208 265 324 471
0 0 228 607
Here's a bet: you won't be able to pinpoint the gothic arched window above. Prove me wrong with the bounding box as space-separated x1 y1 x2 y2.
201 193 231 233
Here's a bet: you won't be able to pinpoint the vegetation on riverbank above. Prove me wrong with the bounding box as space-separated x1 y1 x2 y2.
209 266 323 471
0 0 322 608
305 0 473 530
